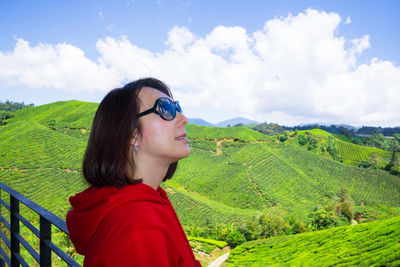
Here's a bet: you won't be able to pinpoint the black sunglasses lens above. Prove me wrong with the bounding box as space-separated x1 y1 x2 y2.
158 98 175 120
175 101 182 113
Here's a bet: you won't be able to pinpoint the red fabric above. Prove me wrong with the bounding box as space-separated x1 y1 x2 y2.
66 183 201 267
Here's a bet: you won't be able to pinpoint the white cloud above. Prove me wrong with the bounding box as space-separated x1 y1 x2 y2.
0 39 119 92
165 26 196 51
345 16 352 24
0 9 399 126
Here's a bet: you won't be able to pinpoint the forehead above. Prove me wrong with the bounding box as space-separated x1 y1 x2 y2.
138 87 172 109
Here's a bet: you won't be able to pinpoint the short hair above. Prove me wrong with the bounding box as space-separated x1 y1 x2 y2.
82 77 178 187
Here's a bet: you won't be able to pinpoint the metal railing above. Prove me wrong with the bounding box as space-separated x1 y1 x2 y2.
0 182 80 266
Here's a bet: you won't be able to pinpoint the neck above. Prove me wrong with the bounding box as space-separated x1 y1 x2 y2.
131 156 170 190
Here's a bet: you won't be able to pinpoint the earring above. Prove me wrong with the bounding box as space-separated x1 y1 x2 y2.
133 145 140 152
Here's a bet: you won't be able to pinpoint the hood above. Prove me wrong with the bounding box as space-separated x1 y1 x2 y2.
66 183 168 255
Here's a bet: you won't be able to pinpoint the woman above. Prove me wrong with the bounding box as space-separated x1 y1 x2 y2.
66 78 201 266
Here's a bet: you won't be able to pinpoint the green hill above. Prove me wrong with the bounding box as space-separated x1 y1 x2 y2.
285 129 391 168
1 100 400 265
336 140 390 166
1 101 399 226
172 137 400 226
10 100 98 129
227 216 400 266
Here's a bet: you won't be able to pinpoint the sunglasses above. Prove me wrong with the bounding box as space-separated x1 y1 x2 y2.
137 97 182 121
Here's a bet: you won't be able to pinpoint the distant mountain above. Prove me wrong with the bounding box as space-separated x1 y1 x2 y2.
188 117 260 127
215 117 260 127
334 124 359 131
188 118 214 127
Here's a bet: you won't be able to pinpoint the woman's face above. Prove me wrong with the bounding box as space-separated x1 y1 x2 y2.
135 86 190 164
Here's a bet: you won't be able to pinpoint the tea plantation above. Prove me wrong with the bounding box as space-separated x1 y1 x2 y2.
1 100 400 265
227 216 400 266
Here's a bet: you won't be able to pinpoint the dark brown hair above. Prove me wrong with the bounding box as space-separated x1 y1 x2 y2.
82 77 178 187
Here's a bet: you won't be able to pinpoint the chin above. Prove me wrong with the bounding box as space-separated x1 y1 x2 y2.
179 146 191 159
166 143 190 162
177 145 190 160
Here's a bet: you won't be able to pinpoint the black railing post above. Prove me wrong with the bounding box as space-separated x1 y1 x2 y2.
10 195 19 267
0 182 80 266
0 189 3 267
40 216 51 267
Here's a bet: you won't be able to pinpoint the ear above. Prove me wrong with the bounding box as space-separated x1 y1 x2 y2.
130 130 141 146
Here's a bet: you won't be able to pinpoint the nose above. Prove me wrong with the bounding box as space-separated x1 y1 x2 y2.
176 112 188 126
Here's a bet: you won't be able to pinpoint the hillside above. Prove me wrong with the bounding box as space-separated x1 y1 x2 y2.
227 215 400 266
1 101 399 228
284 129 392 169
1 100 400 265
172 135 400 226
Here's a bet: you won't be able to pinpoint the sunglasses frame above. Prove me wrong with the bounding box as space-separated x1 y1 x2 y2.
137 97 182 121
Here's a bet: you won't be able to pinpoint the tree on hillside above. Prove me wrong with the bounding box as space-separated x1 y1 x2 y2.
340 199 354 221
394 134 400 143
0 100 34 111
251 122 286 135
339 127 353 139
287 216 307 234
307 135 318 150
226 230 246 248
0 100 34 125
258 214 288 238
325 136 341 161
298 134 308 146
309 205 337 230
48 119 57 130
309 188 355 229
237 220 259 241
336 188 355 221
279 132 288 142
385 140 400 176
359 152 384 169
366 133 389 150
0 111 14 125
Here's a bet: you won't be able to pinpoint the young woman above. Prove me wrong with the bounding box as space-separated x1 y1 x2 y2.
66 78 201 266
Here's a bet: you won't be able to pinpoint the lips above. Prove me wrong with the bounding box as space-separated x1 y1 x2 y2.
175 133 187 139
175 133 188 142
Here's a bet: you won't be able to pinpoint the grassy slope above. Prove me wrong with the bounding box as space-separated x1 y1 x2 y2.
10 100 98 128
173 139 400 224
1 101 399 226
227 216 400 266
287 129 391 167
1 101 400 266
336 140 390 166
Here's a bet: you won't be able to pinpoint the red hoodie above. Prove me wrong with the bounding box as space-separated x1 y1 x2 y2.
66 183 201 266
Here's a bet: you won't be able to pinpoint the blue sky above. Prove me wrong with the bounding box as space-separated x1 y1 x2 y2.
1 0 399 126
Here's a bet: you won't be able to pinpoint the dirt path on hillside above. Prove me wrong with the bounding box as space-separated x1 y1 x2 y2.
208 252 230 267
216 140 223 155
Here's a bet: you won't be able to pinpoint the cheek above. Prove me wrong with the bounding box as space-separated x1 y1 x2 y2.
141 120 173 146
